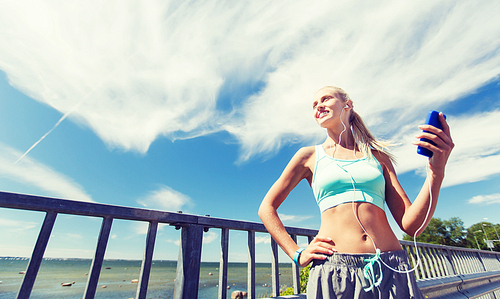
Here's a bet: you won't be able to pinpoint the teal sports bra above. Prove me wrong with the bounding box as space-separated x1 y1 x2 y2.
312 145 386 213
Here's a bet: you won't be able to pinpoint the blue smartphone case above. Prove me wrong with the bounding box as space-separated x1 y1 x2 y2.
417 110 446 158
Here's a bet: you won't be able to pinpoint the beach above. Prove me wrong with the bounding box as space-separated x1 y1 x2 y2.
0 257 295 298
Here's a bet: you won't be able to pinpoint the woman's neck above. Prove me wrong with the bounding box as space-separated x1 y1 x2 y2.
325 128 354 148
324 130 359 159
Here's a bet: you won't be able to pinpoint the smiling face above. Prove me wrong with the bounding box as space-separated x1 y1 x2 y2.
312 86 351 128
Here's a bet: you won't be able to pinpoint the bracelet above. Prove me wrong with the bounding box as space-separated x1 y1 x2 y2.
293 248 305 266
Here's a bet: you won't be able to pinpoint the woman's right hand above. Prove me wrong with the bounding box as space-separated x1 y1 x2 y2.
298 235 336 267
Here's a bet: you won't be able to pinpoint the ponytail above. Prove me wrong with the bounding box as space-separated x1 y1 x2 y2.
350 111 396 163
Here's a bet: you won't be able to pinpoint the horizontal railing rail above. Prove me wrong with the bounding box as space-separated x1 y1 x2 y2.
1 191 500 299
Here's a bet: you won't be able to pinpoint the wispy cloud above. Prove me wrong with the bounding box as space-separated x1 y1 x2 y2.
51 232 84 240
392 110 500 187
203 231 218 244
226 2 500 163
468 194 500 205
0 143 93 202
131 222 150 235
0 217 38 231
255 235 271 245
132 222 169 235
1 1 500 185
137 185 193 212
278 213 314 224
167 239 181 247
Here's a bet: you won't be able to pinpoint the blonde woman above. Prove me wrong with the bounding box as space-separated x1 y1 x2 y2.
258 86 454 298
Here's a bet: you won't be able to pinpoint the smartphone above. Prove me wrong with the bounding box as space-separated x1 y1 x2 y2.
417 110 446 158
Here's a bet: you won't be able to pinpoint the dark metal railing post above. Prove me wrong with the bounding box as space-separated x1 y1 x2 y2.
136 221 158 299
17 212 57 299
476 251 487 272
290 234 301 294
247 230 256 299
218 228 229 299
270 238 280 297
83 217 113 299
443 247 457 275
173 224 204 299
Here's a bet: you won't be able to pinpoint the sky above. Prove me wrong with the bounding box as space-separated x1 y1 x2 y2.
1 0 500 263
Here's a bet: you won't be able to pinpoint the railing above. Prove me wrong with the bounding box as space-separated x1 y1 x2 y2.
0 191 317 299
400 240 500 299
1 191 500 299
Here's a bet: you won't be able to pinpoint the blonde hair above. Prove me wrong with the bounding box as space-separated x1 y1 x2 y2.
322 86 396 163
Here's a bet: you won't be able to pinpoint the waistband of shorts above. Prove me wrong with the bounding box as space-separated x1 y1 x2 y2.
313 250 409 268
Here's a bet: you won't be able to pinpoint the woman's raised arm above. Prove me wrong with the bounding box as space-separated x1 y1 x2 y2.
384 113 454 236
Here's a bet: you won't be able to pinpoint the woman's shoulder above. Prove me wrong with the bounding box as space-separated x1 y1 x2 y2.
286 146 316 180
290 146 316 169
295 145 316 159
371 149 395 172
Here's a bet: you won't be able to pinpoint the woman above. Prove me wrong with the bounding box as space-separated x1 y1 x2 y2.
258 86 454 298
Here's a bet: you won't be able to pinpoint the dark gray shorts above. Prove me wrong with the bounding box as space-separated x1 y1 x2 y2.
307 250 424 299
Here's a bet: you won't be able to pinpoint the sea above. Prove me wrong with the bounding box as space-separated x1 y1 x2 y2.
0 257 295 298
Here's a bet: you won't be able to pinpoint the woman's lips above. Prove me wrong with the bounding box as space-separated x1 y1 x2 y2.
317 110 329 119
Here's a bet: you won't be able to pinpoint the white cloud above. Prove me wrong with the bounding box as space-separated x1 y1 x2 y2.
0 142 93 202
132 222 150 235
50 232 85 241
1 1 500 186
0 0 272 153
468 194 500 205
226 1 500 162
167 239 181 247
64 233 84 239
278 213 313 224
137 185 192 212
203 231 218 244
255 235 271 245
392 110 500 187
131 222 170 235
0 217 38 231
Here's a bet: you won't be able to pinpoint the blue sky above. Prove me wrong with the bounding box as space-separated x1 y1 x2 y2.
1 1 500 262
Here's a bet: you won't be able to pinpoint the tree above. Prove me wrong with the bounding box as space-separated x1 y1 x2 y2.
402 217 500 252
280 264 310 295
466 222 500 252
443 217 469 247
402 217 467 247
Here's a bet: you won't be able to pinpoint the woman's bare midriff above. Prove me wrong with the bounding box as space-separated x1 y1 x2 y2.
318 202 402 254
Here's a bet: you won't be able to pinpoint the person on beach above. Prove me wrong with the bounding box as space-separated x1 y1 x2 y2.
258 86 454 298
